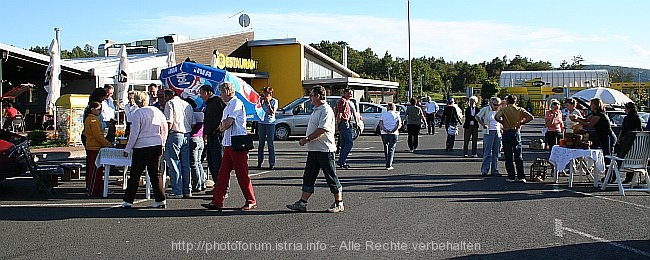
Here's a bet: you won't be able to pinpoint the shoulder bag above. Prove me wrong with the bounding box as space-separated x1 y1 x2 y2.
229 114 254 151
447 126 459 136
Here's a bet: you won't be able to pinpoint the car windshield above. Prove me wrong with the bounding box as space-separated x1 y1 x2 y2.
279 97 308 111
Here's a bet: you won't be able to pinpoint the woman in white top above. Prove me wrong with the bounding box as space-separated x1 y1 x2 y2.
476 97 502 176
564 98 582 131
379 103 402 170
121 91 169 208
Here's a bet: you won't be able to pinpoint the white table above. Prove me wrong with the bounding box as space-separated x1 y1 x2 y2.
95 148 151 198
548 145 606 187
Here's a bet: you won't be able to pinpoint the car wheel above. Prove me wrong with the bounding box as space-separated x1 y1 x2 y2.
275 124 291 141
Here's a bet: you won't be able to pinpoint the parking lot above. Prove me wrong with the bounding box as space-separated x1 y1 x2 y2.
0 119 648 259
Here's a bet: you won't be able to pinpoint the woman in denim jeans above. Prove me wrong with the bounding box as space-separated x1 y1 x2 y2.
257 87 278 170
476 97 502 176
379 103 402 170
185 98 206 192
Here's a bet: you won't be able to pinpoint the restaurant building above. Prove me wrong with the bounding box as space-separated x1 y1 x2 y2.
0 31 397 124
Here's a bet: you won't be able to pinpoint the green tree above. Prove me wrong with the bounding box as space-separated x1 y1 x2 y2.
483 57 505 81
29 44 97 58
558 55 585 70
29 46 49 55
609 68 634 82
480 79 499 106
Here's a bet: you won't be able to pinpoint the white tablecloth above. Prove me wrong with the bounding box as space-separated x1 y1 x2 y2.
548 146 606 175
95 148 132 168
95 148 150 199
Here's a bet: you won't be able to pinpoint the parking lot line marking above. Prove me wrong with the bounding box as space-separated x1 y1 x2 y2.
554 218 650 257
0 199 145 208
250 170 272 177
100 199 149 211
562 188 650 210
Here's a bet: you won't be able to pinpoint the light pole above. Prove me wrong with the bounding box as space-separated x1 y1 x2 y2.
387 67 391 82
420 74 424 96
407 0 413 100
638 71 645 108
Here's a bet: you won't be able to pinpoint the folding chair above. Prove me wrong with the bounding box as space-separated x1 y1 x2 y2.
601 131 650 196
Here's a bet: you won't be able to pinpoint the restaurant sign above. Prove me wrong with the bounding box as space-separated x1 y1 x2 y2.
214 51 258 71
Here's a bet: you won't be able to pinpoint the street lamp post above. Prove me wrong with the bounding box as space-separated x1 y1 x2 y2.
638 71 641 101
407 0 413 100
387 67 391 82
420 74 424 96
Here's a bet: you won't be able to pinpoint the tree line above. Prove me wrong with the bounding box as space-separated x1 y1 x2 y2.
26 40 638 98
29 44 97 59
309 40 640 99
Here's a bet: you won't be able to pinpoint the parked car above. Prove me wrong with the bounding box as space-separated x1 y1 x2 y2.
610 111 649 132
434 103 446 127
400 102 436 129
274 96 363 141
359 102 388 134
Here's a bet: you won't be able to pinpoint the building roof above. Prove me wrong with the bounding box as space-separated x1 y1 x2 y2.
65 53 168 78
303 77 398 89
248 38 359 78
0 42 90 75
499 69 610 88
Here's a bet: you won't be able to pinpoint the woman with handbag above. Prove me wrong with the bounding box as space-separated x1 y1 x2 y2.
202 82 257 211
405 97 427 152
440 98 462 152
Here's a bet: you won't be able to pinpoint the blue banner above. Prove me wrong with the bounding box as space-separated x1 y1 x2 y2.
160 62 263 121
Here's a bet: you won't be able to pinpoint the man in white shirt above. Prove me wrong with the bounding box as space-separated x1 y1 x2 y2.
101 85 117 142
424 96 439 135
287 85 344 213
124 91 138 136
164 89 195 198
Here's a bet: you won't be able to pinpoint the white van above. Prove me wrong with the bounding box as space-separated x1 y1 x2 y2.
274 96 363 141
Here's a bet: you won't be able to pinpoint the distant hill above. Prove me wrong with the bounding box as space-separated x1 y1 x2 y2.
583 65 650 82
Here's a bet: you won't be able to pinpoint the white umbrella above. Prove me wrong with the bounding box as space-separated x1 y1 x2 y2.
571 87 633 106
115 45 129 109
44 38 61 115
166 48 176 67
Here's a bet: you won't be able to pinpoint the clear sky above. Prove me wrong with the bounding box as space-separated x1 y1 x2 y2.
2 0 649 69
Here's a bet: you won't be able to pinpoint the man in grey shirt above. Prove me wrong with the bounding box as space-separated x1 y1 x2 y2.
287 85 344 213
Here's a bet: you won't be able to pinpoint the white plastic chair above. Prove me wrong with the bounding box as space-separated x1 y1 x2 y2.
601 132 650 196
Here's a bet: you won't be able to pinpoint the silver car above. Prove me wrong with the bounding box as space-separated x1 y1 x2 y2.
359 102 388 134
273 96 364 141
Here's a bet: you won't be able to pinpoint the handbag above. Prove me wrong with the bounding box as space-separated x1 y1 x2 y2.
231 134 254 151
228 114 254 151
447 126 459 136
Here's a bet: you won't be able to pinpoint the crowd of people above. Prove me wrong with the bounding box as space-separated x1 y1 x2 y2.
77 81 650 211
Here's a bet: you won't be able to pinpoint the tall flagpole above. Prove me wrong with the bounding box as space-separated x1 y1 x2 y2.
407 0 413 100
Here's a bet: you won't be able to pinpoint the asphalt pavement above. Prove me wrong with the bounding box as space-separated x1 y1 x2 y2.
0 119 648 259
